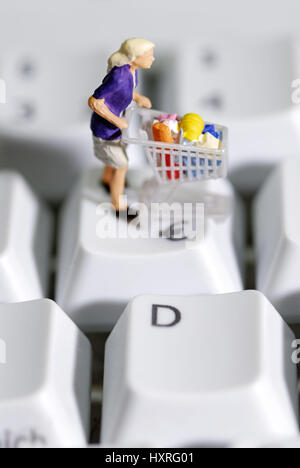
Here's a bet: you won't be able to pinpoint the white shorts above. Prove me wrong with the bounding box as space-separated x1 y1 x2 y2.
93 136 128 169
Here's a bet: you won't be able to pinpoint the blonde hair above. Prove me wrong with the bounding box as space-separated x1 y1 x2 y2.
108 38 155 71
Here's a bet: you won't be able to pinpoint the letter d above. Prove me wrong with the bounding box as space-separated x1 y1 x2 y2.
152 304 181 327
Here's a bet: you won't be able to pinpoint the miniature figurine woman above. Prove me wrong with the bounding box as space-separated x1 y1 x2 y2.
88 38 155 212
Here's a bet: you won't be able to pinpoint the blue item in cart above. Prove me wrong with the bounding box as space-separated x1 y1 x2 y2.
203 124 220 139
182 154 222 178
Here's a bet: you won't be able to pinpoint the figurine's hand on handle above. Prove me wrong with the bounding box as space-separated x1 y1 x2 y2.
138 95 152 109
118 118 128 130
133 92 152 109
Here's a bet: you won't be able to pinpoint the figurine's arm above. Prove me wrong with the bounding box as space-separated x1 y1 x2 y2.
88 96 128 130
133 91 152 109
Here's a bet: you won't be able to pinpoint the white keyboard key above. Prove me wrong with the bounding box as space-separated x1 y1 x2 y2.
101 291 299 447
263 437 300 449
56 168 245 331
253 158 300 322
0 170 53 302
232 436 300 449
0 48 103 202
159 38 300 195
0 299 92 448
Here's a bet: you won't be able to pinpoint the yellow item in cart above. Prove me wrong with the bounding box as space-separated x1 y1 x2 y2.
179 113 205 142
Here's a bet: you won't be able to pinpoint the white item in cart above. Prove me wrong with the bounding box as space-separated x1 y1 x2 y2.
0 300 92 448
253 157 300 323
197 132 221 150
56 168 245 332
101 291 299 447
0 170 53 303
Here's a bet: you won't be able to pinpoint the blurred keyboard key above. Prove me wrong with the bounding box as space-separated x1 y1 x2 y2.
0 47 103 202
159 38 300 195
0 299 92 448
232 436 300 448
253 158 300 322
101 291 299 447
0 171 53 302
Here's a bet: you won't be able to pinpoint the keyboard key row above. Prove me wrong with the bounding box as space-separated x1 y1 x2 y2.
0 292 298 448
0 158 299 329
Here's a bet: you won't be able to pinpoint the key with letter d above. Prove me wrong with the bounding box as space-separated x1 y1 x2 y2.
101 292 299 447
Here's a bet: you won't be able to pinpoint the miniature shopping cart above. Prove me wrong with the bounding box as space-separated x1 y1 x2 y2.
122 107 228 184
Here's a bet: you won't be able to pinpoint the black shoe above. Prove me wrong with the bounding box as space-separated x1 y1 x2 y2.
101 181 110 194
116 207 139 222
100 180 129 194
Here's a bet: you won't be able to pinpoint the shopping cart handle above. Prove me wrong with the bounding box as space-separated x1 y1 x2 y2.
121 107 135 141
122 106 166 145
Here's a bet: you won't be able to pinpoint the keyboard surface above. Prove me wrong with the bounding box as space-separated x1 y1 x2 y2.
0 160 297 448
1 21 300 448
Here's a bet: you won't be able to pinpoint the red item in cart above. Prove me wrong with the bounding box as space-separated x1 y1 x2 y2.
152 122 180 180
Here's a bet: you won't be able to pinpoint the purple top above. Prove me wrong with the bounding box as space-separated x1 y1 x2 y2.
91 64 138 140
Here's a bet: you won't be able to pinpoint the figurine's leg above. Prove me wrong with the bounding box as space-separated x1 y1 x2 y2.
110 166 128 211
102 166 114 186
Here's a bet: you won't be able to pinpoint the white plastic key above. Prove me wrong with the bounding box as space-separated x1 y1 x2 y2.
0 47 102 202
253 157 300 323
232 437 300 449
101 291 299 447
158 38 300 195
0 299 92 448
0 170 53 302
56 168 245 331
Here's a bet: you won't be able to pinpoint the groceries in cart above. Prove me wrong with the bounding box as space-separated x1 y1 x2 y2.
150 112 223 181
152 112 222 149
122 107 228 184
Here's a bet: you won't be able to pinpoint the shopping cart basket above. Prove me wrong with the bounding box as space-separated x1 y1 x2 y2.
122 107 228 184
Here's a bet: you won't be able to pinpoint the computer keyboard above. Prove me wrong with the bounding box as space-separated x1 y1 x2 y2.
0 157 297 448
1 22 300 448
